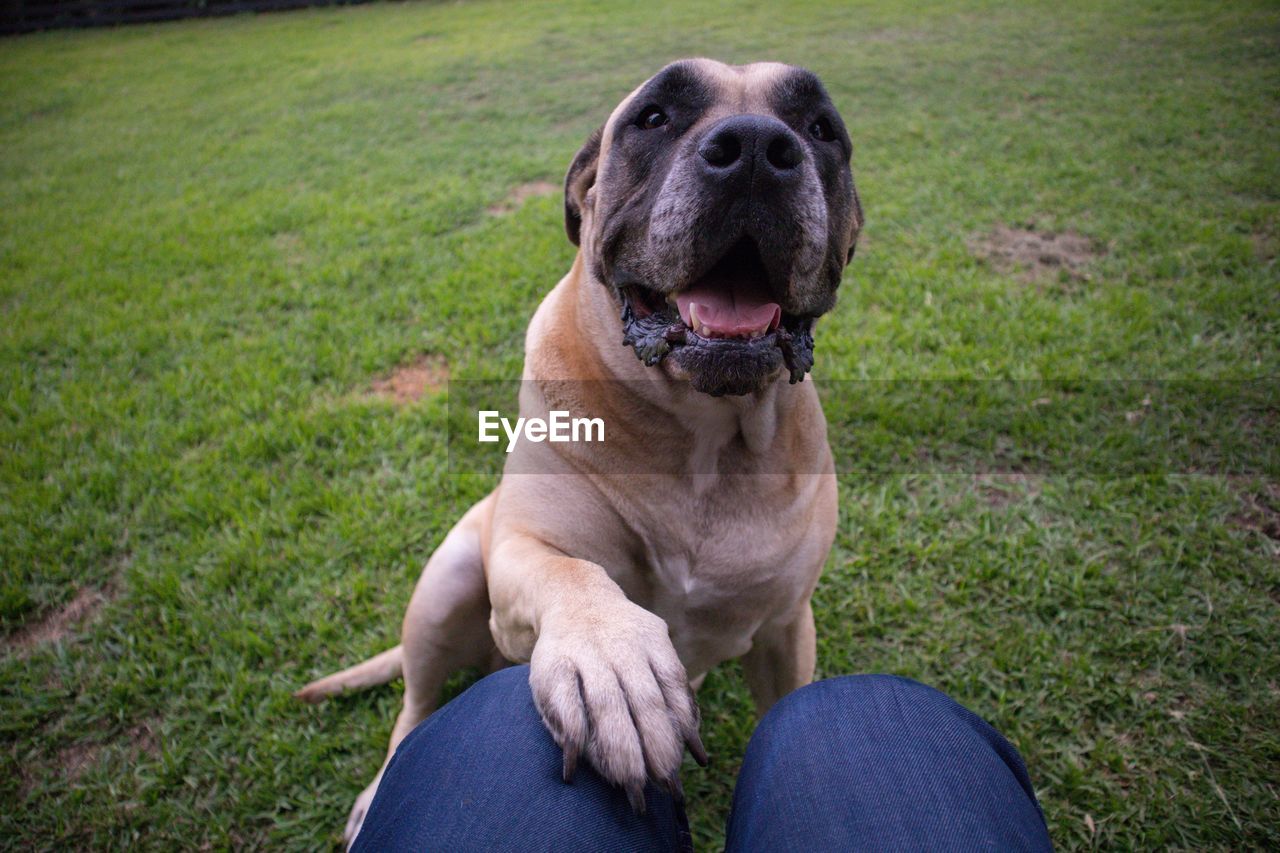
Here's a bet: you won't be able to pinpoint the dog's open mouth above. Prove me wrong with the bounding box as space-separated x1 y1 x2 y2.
671 239 782 339
617 238 815 393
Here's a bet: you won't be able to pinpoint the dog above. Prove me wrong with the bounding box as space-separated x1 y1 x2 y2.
297 58 863 845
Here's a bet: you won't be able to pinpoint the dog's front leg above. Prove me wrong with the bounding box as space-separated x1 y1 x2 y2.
487 533 707 810
742 599 817 716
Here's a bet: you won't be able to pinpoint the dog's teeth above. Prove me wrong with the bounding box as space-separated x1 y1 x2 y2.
688 303 700 331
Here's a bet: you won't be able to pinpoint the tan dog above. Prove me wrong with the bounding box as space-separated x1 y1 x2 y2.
298 58 863 846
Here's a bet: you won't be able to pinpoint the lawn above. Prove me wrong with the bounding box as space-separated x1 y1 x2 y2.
2 0 1278 848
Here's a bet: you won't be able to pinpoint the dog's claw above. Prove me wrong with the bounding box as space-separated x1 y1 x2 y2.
626 783 647 815
661 774 685 804
562 743 579 783
687 730 709 767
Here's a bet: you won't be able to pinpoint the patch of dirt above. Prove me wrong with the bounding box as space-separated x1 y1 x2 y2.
1252 231 1276 262
1231 481 1280 543
369 355 449 405
128 720 159 758
487 180 558 216
970 224 1100 283
974 472 1042 507
5 586 109 655
57 740 102 782
51 720 158 786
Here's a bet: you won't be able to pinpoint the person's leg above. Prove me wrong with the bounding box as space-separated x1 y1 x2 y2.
725 675 1052 852
352 664 688 852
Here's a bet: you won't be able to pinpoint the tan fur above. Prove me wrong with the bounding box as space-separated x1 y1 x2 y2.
293 645 404 703
300 60 843 846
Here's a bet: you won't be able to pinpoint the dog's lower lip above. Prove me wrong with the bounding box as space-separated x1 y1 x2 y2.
618 281 816 385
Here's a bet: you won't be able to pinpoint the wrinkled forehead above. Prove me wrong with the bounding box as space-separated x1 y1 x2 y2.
599 59 831 155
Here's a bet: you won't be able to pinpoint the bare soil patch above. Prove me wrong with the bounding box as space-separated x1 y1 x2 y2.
1232 481 1280 544
57 740 102 782
5 586 109 655
1251 230 1276 262
974 472 1043 507
369 354 449 405
128 720 160 758
971 225 1100 283
52 720 158 786
487 180 558 216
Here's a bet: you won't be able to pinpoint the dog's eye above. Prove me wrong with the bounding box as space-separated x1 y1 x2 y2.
808 117 835 142
637 107 669 130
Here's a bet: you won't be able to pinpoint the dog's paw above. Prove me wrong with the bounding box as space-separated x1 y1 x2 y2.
529 601 707 811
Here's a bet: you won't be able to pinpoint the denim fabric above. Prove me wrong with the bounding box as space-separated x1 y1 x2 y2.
724 675 1052 852
356 667 1051 852
352 665 689 852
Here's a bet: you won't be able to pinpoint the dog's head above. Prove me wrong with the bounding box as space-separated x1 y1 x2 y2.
565 59 863 396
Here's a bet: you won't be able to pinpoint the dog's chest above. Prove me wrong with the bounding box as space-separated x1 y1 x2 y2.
635 487 809 624
638 517 800 672
644 523 789 605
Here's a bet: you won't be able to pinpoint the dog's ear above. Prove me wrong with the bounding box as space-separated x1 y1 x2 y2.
845 180 865 264
564 126 603 246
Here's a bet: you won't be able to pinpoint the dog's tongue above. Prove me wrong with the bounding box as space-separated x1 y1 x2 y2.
675 281 781 338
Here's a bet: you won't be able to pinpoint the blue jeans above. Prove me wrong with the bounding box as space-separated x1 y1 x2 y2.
354 666 1052 851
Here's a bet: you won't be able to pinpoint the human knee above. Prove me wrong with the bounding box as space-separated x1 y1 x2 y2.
391 664 536 763
462 662 532 704
760 673 956 737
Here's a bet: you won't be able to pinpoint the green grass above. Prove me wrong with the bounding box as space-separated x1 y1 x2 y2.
2 0 1278 848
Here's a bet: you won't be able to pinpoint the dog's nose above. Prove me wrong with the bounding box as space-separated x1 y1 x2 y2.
697 115 804 180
